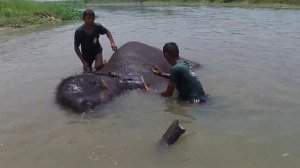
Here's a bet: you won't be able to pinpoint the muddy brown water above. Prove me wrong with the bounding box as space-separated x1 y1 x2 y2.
0 5 300 168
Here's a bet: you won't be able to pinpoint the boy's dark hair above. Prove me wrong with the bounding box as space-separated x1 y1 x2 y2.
163 42 179 57
82 9 95 19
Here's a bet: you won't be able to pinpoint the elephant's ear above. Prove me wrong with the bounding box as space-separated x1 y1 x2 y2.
179 58 201 70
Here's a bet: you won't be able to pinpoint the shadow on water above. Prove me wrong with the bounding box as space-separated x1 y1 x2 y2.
163 98 198 121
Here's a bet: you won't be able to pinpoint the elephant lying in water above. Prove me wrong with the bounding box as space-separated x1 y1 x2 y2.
56 41 200 112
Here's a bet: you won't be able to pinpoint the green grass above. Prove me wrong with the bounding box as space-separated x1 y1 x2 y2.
0 0 82 27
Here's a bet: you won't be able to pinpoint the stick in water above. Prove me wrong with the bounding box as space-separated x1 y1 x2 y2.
141 76 149 91
161 119 185 145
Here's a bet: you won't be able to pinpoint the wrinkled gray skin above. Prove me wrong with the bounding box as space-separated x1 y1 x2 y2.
56 41 200 113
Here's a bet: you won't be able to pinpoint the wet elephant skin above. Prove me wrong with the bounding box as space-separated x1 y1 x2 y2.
56 41 171 112
56 41 199 113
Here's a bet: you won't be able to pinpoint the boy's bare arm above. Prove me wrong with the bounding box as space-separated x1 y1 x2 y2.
75 47 90 71
159 72 170 79
160 82 176 97
74 47 85 63
106 29 117 51
152 67 170 79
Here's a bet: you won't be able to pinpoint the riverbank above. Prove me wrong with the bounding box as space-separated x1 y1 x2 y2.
0 0 82 28
1 0 299 28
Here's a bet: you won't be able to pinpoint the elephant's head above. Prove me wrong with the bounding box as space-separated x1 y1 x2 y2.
56 73 147 112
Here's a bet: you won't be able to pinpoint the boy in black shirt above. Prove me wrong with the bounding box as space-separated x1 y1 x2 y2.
74 9 117 72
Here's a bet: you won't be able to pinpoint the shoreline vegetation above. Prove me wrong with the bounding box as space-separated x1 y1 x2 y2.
1 0 300 28
0 0 82 28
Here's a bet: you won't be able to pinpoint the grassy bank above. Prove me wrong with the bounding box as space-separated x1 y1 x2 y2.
1 0 299 28
0 0 82 27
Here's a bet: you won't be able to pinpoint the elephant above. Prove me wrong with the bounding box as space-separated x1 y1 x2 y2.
56 41 200 113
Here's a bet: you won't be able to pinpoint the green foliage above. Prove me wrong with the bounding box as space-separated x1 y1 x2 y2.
0 0 81 27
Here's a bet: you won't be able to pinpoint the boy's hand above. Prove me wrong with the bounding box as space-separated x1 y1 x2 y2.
143 87 158 93
152 66 161 76
111 43 118 51
82 61 91 72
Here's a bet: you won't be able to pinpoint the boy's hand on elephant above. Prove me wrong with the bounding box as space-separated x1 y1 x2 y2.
82 61 91 72
111 43 118 51
152 66 161 76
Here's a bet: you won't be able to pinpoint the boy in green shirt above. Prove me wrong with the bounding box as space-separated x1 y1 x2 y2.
152 42 206 103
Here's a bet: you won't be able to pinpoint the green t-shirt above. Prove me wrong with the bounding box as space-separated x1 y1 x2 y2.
170 61 206 102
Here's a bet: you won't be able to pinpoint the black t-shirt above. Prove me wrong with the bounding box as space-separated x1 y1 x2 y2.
74 23 108 56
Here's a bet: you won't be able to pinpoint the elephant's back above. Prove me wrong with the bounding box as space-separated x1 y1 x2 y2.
101 41 170 88
105 41 169 70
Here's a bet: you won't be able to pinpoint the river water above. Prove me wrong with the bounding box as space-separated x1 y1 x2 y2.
0 5 300 168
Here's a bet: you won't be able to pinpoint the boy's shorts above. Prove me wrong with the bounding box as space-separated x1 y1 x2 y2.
83 49 103 66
